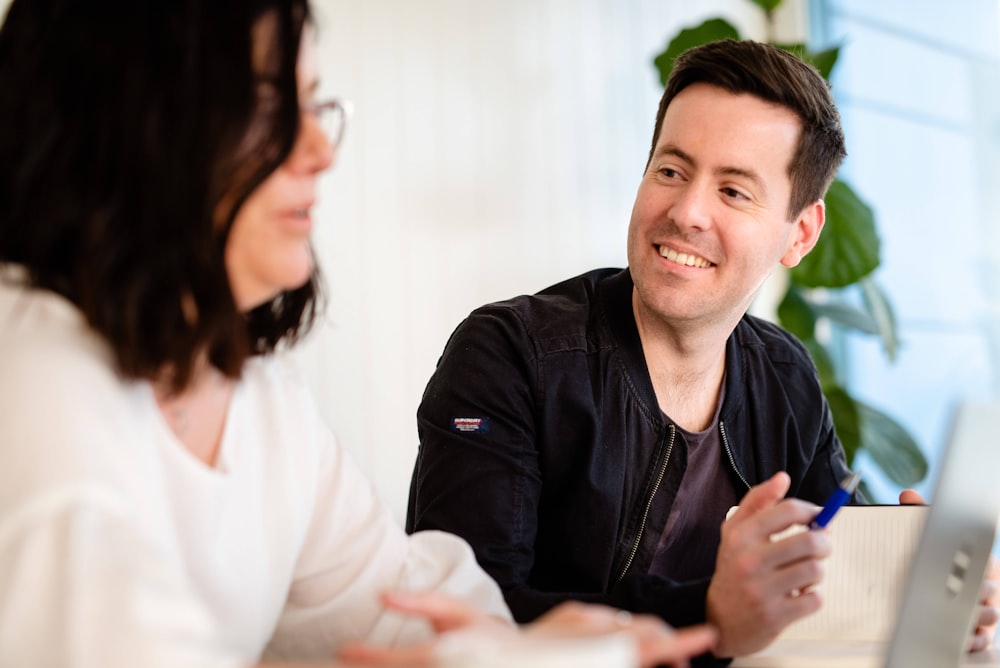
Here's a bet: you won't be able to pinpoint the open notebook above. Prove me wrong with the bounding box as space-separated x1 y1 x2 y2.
733 400 1000 668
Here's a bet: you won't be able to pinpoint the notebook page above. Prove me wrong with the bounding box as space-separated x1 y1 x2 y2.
778 505 929 642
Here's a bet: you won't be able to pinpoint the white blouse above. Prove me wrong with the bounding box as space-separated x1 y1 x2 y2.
0 278 510 668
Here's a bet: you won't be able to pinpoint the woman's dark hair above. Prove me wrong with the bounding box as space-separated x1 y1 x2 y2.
0 0 318 391
646 39 847 219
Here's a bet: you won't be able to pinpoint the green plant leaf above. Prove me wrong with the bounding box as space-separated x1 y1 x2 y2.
855 479 877 503
809 299 879 335
653 18 740 86
790 179 880 289
804 338 838 387
859 276 900 362
823 384 861 465
807 46 842 80
856 402 928 486
776 284 817 340
773 43 842 81
749 0 783 12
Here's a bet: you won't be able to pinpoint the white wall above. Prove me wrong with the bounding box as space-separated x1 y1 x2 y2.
300 0 803 519
0 0 802 520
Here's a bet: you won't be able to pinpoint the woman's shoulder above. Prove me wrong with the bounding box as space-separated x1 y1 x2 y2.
0 277 118 385
0 280 158 501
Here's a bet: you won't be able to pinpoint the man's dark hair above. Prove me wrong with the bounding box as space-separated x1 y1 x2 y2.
646 39 847 219
0 0 315 391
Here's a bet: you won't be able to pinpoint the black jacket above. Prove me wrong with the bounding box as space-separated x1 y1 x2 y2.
407 268 856 631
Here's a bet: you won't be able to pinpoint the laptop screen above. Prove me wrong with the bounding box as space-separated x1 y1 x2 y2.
884 400 1000 667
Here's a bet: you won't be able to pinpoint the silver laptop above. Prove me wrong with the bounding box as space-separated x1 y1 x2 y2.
733 400 1000 668
883 399 1000 667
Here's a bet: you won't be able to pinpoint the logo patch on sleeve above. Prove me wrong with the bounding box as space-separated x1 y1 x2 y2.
450 417 491 434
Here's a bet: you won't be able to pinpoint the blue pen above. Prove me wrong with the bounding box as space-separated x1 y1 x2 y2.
809 471 861 530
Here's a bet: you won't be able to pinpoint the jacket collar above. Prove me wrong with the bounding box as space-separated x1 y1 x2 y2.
597 267 751 429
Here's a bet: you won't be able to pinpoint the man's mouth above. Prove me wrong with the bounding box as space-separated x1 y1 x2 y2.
658 245 713 268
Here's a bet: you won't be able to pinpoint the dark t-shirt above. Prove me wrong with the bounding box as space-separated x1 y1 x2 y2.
648 387 739 582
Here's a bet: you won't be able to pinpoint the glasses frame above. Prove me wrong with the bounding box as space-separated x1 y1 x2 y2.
302 98 352 149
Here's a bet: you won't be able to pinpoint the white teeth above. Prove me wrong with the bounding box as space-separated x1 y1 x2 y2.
659 246 711 268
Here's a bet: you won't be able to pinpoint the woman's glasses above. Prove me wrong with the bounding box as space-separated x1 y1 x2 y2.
302 99 352 149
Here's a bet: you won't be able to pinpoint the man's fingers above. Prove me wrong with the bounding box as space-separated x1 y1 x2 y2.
976 603 1000 629
758 526 831 572
767 550 828 595
968 628 993 654
781 587 823 623
898 488 925 505
729 472 791 522
988 556 1000 577
982 554 1000 588
980 579 1000 605
726 475 820 542
751 500 822 541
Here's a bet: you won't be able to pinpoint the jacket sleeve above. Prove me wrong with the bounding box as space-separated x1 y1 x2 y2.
405 306 723 642
791 372 867 506
407 306 544 609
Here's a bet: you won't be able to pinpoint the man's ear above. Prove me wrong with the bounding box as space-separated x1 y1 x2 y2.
780 199 825 268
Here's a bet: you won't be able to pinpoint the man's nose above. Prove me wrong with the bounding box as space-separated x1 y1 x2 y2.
667 182 713 231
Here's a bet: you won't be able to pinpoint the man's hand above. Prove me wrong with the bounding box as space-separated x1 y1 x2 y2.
970 557 1000 652
337 592 716 668
706 471 831 658
899 488 999 652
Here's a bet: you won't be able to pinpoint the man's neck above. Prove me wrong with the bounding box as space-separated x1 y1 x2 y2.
632 294 734 433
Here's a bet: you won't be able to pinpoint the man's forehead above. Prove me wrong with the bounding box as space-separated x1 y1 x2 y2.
655 90 800 173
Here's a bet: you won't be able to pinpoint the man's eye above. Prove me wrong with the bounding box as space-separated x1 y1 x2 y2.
722 187 747 200
659 168 679 178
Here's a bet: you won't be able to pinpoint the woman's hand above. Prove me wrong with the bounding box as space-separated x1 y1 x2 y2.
526 601 716 668
336 591 515 666
336 592 715 668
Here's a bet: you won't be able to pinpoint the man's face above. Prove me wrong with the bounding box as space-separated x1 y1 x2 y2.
626 83 822 333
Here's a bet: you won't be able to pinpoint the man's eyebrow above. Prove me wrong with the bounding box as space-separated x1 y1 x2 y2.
652 144 696 166
654 143 766 191
717 165 765 188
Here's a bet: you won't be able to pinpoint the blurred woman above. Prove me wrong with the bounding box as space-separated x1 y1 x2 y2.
0 1 714 666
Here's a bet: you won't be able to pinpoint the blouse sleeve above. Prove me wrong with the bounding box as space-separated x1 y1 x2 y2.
0 486 242 668
262 419 512 661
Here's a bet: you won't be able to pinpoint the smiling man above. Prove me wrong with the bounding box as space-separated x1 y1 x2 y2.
407 40 852 664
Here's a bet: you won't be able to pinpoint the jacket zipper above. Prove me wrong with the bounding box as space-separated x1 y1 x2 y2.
616 425 676 583
720 420 751 491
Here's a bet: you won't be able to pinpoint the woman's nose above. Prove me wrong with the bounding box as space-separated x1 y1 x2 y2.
292 111 336 173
